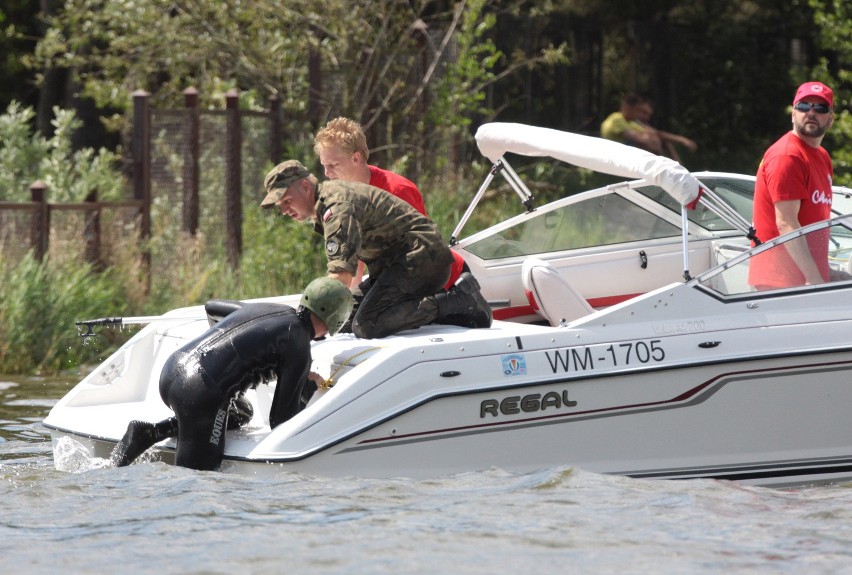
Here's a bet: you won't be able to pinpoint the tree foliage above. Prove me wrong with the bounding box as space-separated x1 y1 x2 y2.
809 0 852 183
0 101 124 201
14 1 851 182
31 0 570 178
0 1 41 111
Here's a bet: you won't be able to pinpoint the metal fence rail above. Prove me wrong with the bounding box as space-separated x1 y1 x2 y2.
0 89 283 279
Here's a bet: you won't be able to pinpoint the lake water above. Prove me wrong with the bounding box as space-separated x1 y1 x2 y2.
3 374 852 575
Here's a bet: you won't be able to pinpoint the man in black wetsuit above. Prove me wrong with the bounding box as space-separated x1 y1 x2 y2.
111 277 353 470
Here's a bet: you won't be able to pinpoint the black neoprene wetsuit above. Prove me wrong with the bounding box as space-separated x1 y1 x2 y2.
158 301 315 470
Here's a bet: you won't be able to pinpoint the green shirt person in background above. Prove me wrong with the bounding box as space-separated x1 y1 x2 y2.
601 93 697 162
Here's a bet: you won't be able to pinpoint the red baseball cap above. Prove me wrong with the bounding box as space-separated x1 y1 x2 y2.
793 81 833 108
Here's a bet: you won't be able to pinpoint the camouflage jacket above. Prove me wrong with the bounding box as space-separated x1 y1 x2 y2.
312 180 451 276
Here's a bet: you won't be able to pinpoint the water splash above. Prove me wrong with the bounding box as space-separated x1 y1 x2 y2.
53 436 111 473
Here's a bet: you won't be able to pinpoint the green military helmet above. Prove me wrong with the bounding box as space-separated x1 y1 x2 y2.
299 277 353 336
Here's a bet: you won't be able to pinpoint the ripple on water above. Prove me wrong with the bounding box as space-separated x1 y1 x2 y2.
4 376 852 574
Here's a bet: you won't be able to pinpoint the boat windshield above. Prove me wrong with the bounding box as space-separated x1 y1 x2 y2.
697 216 852 296
464 174 756 261
635 176 755 232
464 193 681 260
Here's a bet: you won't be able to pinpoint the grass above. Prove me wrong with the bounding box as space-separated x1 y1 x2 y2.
0 160 599 375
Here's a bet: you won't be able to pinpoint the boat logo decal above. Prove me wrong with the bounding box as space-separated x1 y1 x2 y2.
481 389 577 419
501 353 527 376
652 320 705 336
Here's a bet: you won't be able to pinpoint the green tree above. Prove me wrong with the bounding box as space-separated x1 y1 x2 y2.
31 0 572 179
0 101 124 201
0 1 41 111
809 0 852 185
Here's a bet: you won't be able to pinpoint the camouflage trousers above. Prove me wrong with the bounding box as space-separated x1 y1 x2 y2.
351 246 452 339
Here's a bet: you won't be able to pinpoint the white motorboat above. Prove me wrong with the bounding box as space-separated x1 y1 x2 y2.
44 123 852 488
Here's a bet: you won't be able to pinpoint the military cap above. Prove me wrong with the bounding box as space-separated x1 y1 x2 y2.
261 160 311 208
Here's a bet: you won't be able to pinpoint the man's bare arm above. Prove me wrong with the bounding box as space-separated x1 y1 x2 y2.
775 200 824 284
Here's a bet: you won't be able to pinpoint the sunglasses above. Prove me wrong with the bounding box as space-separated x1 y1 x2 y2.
794 101 831 114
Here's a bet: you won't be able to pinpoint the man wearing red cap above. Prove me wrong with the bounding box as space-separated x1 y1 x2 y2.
749 81 835 290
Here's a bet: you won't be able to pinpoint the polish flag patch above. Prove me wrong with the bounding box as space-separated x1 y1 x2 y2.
323 208 333 222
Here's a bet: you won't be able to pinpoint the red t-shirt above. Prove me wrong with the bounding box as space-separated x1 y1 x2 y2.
369 165 427 216
749 132 833 288
368 165 464 288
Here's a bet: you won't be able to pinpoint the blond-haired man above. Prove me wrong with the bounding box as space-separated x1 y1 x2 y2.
313 117 466 288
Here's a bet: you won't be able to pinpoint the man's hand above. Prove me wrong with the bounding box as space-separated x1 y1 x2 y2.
309 370 336 390
328 271 354 289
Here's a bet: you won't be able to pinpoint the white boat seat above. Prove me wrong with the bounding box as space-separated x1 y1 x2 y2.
521 258 594 326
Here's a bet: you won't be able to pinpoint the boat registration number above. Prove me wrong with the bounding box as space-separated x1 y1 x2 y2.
544 339 666 373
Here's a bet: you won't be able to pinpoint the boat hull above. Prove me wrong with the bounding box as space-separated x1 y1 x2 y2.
48 346 852 488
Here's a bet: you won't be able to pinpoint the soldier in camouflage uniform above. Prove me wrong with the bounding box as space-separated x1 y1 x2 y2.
261 159 492 339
